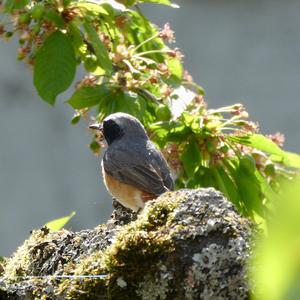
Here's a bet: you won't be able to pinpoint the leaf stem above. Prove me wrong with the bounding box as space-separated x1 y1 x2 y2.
133 33 160 53
134 49 170 57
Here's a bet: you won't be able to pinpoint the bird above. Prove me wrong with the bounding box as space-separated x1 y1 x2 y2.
89 112 174 212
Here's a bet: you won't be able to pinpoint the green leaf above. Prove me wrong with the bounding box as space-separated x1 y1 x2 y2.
212 165 241 210
194 167 214 188
252 179 300 300
230 134 300 169
239 154 256 175
181 139 201 178
230 134 283 156
75 2 109 16
235 161 264 217
90 140 101 154
34 31 76 105
44 10 65 28
135 88 160 105
68 85 110 109
113 91 146 119
271 152 300 169
184 81 205 96
149 122 170 144
68 22 86 57
139 0 179 8
126 10 166 61
44 211 76 232
254 169 277 202
83 20 112 74
71 114 81 125
150 120 190 145
166 57 183 86
4 0 28 12
97 91 146 121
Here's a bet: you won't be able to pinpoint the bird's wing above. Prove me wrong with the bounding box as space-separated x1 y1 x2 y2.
103 143 172 196
146 140 174 191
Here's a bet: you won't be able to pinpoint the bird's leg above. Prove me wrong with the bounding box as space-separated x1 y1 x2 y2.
136 207 143 214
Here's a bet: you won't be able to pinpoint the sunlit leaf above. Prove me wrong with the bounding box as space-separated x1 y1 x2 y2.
252 178 300 300
83 20 112 74
111 91 146 119
44 211 76 232
68 22 87 57
75 2 109 16
230 134 283 156
68 85 110 109
166 57 183 86
230 134 300 169
271 151 300 169
34 31 76 105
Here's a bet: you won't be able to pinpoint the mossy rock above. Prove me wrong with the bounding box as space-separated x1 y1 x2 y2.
0 188 254 299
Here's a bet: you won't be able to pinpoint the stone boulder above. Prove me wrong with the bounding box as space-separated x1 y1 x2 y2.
0 188 253 299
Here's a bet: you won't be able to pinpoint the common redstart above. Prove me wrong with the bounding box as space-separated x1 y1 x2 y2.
89 112 174 212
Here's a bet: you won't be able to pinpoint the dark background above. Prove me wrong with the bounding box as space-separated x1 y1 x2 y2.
1 0 299 255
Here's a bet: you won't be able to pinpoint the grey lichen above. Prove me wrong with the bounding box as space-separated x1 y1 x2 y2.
136 271 170 300
0 188 254 299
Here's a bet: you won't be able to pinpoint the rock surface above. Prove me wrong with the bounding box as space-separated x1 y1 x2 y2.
0 188 253 299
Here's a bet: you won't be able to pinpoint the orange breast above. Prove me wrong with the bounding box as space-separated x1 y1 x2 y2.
102 165 156 212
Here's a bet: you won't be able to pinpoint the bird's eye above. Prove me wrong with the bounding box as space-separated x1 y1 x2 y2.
103 119 123 144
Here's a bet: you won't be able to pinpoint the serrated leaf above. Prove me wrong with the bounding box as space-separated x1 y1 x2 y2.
34 31 76 105
181 139 201 178
83 20 112 74
44 211 76 232
68 85 110 109
4 0 28 12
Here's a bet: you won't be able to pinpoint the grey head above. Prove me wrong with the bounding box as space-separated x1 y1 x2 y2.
89 113 148 145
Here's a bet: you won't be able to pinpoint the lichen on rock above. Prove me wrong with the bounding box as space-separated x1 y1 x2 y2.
0 188 254 299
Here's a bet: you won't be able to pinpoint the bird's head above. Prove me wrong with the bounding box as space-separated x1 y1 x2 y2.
89 113 147 145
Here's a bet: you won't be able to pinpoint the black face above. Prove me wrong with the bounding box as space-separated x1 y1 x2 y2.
103 119 123 145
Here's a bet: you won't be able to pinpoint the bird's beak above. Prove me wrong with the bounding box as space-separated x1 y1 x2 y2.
89 123 103 132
